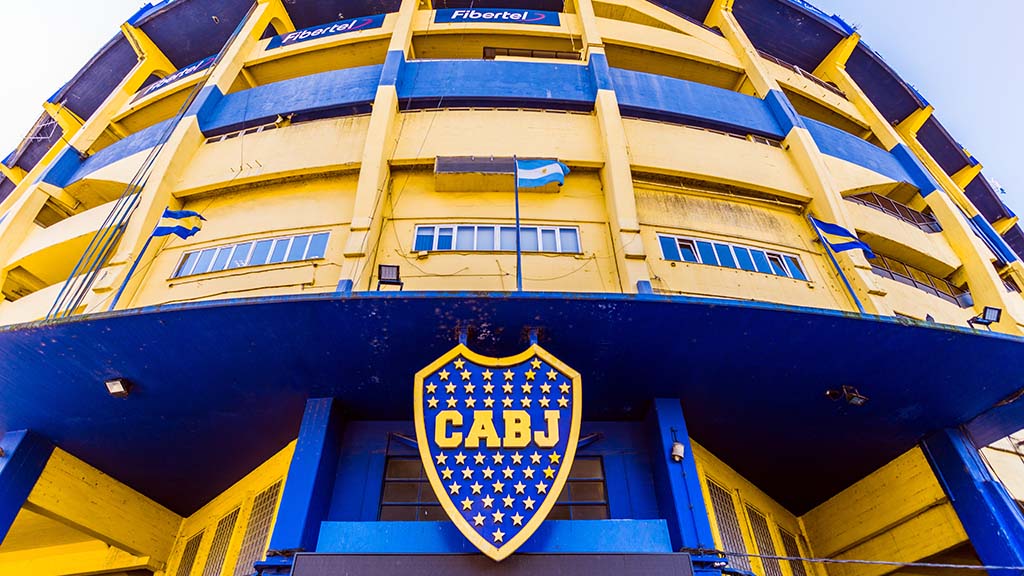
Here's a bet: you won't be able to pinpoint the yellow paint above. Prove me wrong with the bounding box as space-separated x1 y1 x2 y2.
812 32 860 77
801 447 967 576
0 540 158 576
0 164 27 185
951 162 983 190
895 106 934 138
120 23 176 78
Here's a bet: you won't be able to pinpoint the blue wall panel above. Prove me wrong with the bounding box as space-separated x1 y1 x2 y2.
803 117 913 184
200 66 382 135
316 519 672 554
0 430 54 541
43 119 175 188
611 68 785 138
396 60 596 110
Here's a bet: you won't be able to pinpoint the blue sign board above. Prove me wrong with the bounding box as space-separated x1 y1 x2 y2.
434 8 560 26
134 55 216 101
267 14 387 49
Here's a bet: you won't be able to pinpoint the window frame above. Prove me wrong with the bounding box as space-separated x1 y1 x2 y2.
658 233 809 281
172 231 331 279
413 224 582 255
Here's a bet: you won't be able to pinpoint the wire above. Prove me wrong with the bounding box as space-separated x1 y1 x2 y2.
721 550 1024 572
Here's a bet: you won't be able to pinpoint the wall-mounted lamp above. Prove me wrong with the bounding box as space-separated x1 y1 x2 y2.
968 306 1002 330
825 385 868 407
377 264 404 291
671 441 686 462
105 378 132 399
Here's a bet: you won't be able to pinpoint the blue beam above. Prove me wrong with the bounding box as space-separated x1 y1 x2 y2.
922 428 1024 575
261 398 344 572
645 399 716 552
0 430 54 542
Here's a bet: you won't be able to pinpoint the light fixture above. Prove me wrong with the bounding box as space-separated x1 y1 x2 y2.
105 378 132 399
968 306 1002 330
671 441 686 462
825 385 868 407
377 264 404 290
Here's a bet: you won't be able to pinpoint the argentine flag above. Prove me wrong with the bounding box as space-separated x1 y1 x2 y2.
153 208 206 239
515 158 570 188
810 217 875 259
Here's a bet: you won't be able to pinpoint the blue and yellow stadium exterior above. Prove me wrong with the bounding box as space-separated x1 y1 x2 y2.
2 0 1024 574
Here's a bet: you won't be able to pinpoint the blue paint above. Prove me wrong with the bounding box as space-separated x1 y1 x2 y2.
970 214 1019 263
434 8 561 27
922 429 1024 575
186 84 224 125
636 280 654 294
0 430 54 541
316 519 671 553
762 89 804 134
267 398 344 556
890 143 942 196
335 279 353 294
36 146 85 187
267 14 386 50
646 399 715 552
589 53 614 92
803 117 912 183
611 68 784 138
43 119 175 188
397 60 596 111
199 66 381 135
379 50 405 87
3 291 1024 515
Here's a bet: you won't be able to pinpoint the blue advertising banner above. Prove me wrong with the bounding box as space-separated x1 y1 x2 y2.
134 55 216 102
267 14 386 49
434 8 560 26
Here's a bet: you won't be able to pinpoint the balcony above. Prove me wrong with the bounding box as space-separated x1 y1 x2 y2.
868 254 971 308
847 192 941 233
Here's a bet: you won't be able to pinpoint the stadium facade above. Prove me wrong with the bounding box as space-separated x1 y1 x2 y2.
2 0 1024 574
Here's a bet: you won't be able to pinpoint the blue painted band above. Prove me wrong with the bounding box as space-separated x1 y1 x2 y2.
37 145 85 187
889 143 942 196
0 430 54 541
970 214 1019 263
763 89 804 133
186 84 225 125
589 53 614 92
316 519 672 553
379 50 405 87
434 8 560 26
267 14 386 50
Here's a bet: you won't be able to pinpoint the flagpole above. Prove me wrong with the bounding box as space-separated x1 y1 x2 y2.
809 215 865 315
513 155 523 292
108 226 157 312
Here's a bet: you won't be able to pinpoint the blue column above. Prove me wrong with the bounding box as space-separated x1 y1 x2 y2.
0 430 54 542
922 428 1024 575
258 398 344 574
645 399 716 553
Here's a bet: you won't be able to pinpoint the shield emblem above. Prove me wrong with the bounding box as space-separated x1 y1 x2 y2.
414 343 582 561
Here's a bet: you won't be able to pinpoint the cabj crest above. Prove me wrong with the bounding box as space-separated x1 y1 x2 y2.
414 343 582 561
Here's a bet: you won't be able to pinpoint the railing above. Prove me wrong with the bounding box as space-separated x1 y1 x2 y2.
868 254 971 308
757 50 847 99
846 192 942 233
483 47 582 61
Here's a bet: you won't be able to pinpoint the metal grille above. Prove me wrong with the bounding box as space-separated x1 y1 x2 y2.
233 481 283 576
779 529 808 576
202 508 240 576
746 506 783 576
176 531 205 576
706 481 751 572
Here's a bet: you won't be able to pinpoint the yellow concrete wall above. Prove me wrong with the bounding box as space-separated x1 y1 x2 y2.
800 447 968 576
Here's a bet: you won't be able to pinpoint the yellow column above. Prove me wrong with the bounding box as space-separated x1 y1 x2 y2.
339 0 417 290
41 101 85 140
93 0 295 312
707 2 889 315
0 163 27 185
816 37 1024 333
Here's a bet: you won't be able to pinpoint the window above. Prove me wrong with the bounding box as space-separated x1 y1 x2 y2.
867 254 971 308
201 508 240 576
659 234 808 281
413 225 581 254
175 531 204 576
746 505 783 576
548 457 609 520
233 482 283 576
778 529 808 576
706 481 751 572
173 232 330 278
378 455 608 521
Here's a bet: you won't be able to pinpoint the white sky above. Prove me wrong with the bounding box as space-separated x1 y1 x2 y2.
0 0 1020 215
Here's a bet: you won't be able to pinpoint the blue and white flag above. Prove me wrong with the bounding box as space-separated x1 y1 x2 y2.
153 208 205 239
810 216 874 259
515 158 570 188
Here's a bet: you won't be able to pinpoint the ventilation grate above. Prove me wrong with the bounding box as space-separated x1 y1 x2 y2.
176 531 205 576
746 505 783 576
706 481 751 572
233 481 283 576
202 508 240 576
779 529 808 576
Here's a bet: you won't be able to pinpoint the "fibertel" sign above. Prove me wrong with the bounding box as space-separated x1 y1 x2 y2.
267 14 386 49
434 8 560 26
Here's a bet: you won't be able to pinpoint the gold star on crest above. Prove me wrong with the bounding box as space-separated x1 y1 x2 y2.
513 481 526 494
492 452 504 464
511 452 523 464
525 370 536 381
530 452 542 464
492 510 505 523
428 397 439 409
482 495 494 508
445 383 456 394
442 467 453 480
454 358 465 369
464 383 475 394
482 467 494 479
465 397 476 408
557 397 569 408
523 496 536 509
535 481 548 494
473 513 485 526
462 468 474 479
449 482 461 494
502 466 514 479
461 497 473 510
546 369 558 380
455 452 467 465
474 452 485 465
502 383 514 394
520 397 532 408
483 397 495 408
512 512 524 526
543 467 555 479
482 369 493 381
436 453 447 465
559 383 570 394
492 481 504 493
426 383 437 394
503 495 515 508
502 397 513 408
523 467 535 479
549 452 561 464
439 369 450 381
446 397 457 408
460 370 472 381
492 529 505 543
539 397 550 408
521 383 532 394
483 383 494 394
531 358 542 369
471 482 483 494
540 383 551 394
503 369 515 381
